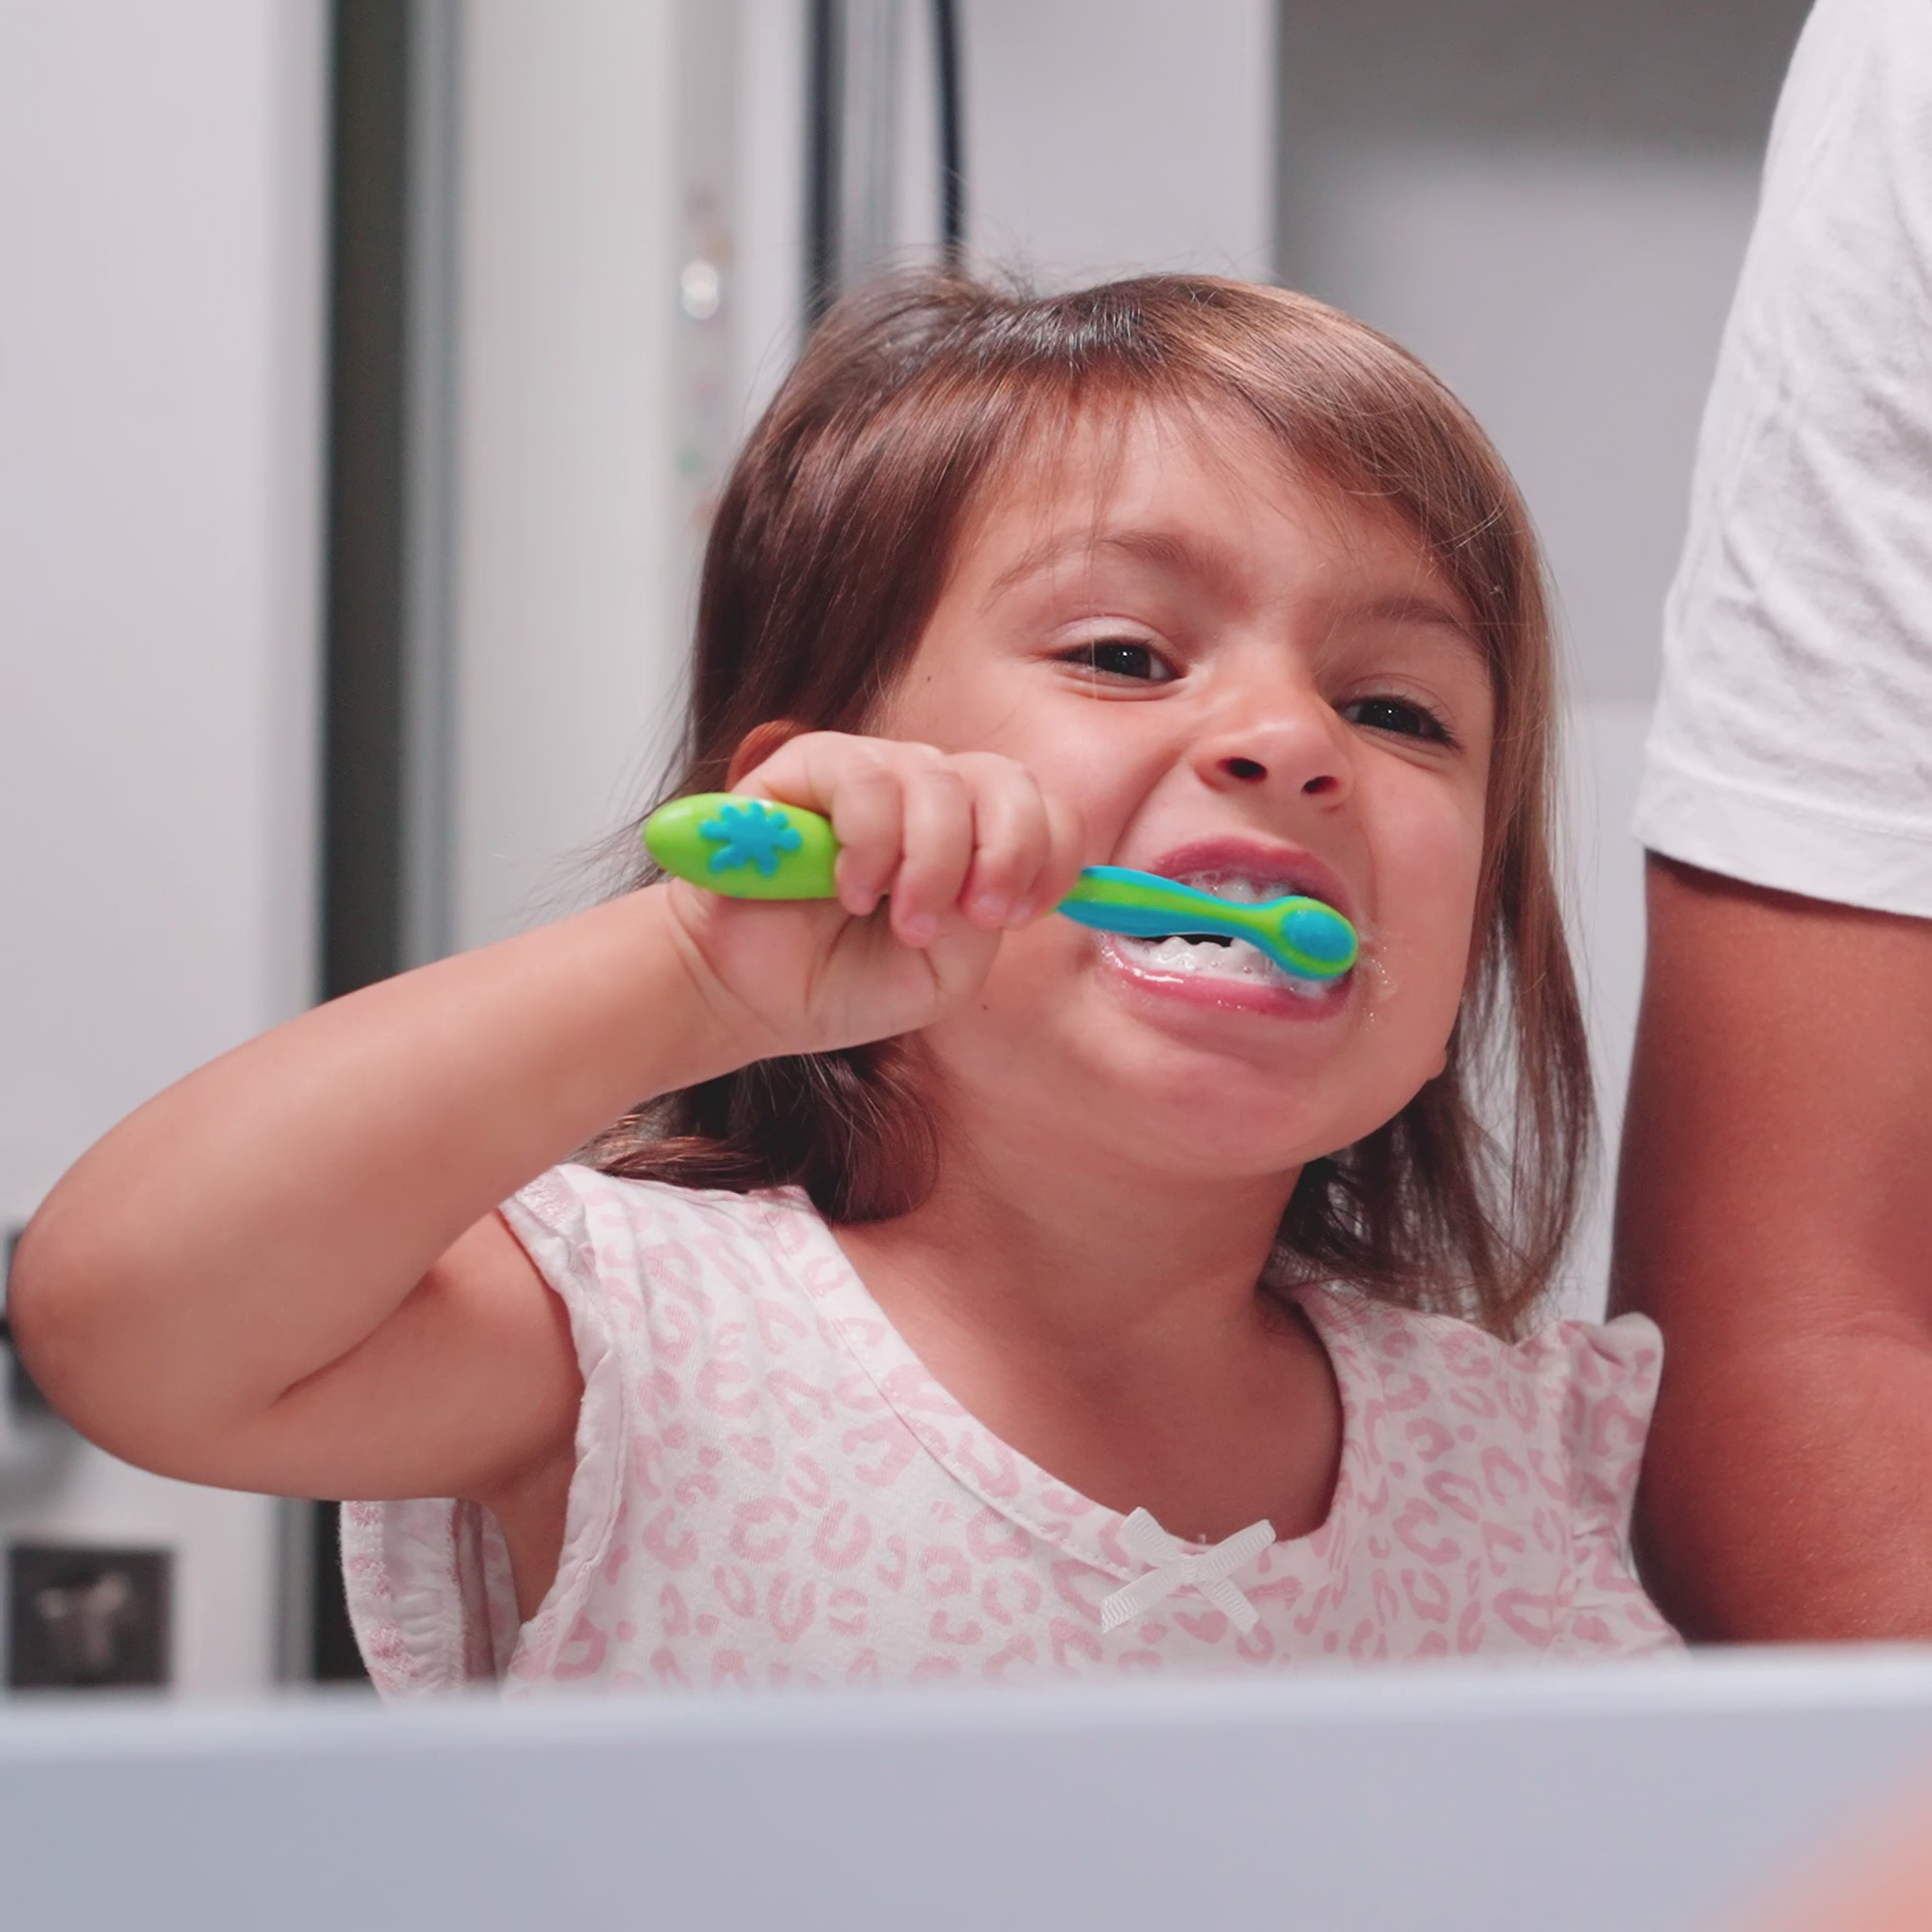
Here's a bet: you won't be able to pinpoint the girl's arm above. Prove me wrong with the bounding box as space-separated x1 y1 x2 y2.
9 735 1077 1527
7 887 740 1506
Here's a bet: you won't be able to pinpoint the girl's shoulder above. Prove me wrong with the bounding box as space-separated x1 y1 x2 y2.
1294 1289 1673 1655
501 1161 834 1311
510 1158 817 1245
1300 1287 1664 1521
1304 1284 1661 1416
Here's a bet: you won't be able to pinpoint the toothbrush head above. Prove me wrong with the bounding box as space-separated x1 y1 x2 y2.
1263 898 1360 980
1058 867 1358 981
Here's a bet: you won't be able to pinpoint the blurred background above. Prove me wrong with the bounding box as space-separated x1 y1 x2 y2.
0 0 1809 1696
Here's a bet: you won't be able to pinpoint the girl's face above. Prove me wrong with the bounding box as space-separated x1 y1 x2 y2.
872 406 1496 1190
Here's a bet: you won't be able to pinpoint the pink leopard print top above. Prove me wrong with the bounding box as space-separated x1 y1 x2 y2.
343 1165 1677 1693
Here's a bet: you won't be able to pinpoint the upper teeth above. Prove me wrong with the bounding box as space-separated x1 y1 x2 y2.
1177 872 1290 905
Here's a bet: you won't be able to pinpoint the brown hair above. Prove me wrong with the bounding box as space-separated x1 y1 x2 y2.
586 270 1592 1338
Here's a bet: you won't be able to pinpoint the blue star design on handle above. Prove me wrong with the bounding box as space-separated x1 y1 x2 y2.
699 798 805 877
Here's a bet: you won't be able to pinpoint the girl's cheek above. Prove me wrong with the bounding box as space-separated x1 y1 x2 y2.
969 911 1073 1006
1378 785 1476 895
1373 807 1485 1021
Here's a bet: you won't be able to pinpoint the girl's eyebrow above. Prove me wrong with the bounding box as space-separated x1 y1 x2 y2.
983 526 1220 602
985 533 1482 651
1344 590 1485 650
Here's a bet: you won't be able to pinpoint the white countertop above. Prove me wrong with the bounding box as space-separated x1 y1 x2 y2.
5 1646 1930 1929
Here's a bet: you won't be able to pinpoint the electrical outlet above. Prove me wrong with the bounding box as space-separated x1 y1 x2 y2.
7 1545 171 1690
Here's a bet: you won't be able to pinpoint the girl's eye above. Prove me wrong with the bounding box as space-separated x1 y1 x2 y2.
1061 639 1177 684
1339 695 1452 744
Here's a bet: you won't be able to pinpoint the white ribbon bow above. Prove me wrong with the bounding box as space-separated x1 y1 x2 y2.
1098 1508 1276 1636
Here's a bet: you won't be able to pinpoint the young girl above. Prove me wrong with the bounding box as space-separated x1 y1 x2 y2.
11 273 1676 1691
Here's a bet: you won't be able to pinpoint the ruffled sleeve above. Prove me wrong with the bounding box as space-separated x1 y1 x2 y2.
341 1164 634 1695
1538 1312 1681 1656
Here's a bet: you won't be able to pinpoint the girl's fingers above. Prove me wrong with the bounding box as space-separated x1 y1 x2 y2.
890 753 975 946
733 727 1073 940
746 731 907 917
1031 792 1089 923
822 754 905 917
957 755 1050 929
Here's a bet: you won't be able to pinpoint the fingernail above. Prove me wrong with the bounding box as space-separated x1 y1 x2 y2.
899 913 938 946
1005 897 1036 927
971 890 1010 925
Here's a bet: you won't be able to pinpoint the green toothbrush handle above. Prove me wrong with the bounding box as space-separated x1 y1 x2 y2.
642 794 840 898
640 794 1358 980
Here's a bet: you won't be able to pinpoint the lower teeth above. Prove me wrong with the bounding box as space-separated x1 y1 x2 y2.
1119 933 1332 998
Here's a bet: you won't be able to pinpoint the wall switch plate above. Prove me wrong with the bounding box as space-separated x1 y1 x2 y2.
7 1545 172 1690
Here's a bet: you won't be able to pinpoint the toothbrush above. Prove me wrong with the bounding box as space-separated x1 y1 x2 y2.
642 793 1358 982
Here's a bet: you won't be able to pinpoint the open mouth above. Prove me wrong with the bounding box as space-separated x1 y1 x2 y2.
1112 930 1337 997
1109 870 1350 1000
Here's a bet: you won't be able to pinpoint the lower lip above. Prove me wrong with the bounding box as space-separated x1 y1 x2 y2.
1092 935 1352 1021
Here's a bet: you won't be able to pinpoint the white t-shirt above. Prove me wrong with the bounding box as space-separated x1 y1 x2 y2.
1636 0 1932 917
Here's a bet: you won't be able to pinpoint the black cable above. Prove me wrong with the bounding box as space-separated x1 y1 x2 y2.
932 0 964 263
805 0 841 325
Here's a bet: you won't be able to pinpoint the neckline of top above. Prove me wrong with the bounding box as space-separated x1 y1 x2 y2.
748 1186 1368 1588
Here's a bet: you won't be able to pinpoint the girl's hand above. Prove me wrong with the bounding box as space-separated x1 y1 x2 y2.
661 729 1085 1061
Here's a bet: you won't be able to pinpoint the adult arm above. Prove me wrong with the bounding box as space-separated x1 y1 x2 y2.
1611 856 1932 1638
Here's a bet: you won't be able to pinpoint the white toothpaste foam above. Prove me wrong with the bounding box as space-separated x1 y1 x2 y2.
1117 931 1334 998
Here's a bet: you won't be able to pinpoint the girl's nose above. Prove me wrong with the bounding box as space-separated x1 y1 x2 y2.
1190 700 1350 803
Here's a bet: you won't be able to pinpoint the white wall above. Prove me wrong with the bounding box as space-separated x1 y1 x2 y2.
0 0 327 1690
964 0 1274 284
733 0 809 432
449 1 687 953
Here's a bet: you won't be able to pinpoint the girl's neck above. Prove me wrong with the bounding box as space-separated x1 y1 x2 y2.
830 1092 1342 1548
838 1099 1298 1369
